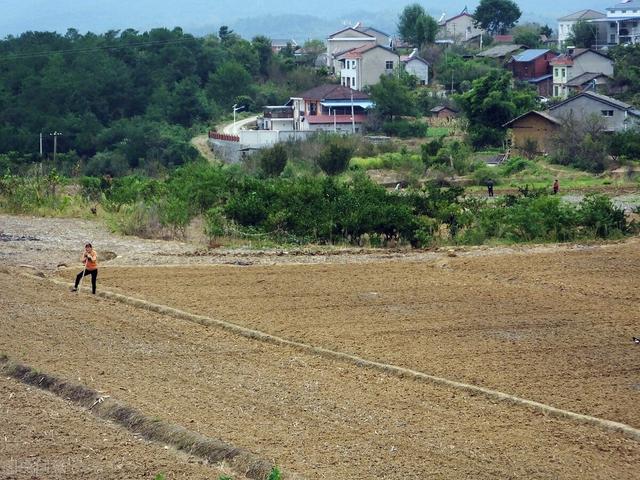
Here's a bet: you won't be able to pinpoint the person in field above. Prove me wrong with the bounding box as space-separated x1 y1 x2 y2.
71 243 98 294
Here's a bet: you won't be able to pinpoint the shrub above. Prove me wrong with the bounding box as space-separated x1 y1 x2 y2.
316 142 353 176
579 194 627 238
382 119 427 138
260 144 288 177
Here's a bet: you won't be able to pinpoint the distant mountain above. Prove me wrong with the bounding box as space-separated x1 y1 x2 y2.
2 0 608 38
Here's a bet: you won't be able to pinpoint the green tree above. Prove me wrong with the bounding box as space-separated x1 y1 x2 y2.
316 139 353 175
368 72 415 121
398 4 439 46
252 35 273 77
456 70 537 148
473 0 522 35
567 20 598 48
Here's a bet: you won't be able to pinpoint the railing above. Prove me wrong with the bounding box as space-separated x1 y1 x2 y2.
208 131 240 142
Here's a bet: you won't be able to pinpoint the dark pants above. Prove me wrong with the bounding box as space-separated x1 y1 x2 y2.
75 269 98 294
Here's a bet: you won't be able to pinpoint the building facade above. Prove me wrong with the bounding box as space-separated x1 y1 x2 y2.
550 48 614 98
336 44 399 91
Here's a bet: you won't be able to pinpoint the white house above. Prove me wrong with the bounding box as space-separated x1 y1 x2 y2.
401 49 430 85
438 9 484 43
557 10 606 48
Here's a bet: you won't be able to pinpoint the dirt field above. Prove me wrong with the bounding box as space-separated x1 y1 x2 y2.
89 240 640 428
1 215 640 478
0 377 238 479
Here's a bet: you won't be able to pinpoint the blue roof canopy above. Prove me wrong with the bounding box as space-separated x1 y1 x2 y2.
513 49 551 62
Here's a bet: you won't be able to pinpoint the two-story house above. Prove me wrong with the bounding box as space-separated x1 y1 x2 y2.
336 44 399 91
326 27 377 71
401 49 430 85
548 91 640 131
508 49 557 96
287 84 373 133
557 10 606 49
549 48 613 98
567 1 640 46
438 9 484 43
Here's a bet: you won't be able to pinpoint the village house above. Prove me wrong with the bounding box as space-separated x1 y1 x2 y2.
476 44 526 62
401 49 430 85
508 49 557 96
550 48 614 98
548 91 640 131
335 44 399 91
558 2 640 47
564 72 613 96
270 39 298 54
287 84 373 133
438 9 485 43
557 10 606 48
502 111 562 155
593 0 640 45
326 27 377 71
430 106 458 120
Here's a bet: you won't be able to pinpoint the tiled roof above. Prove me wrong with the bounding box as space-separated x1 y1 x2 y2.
558 9 605 21
549 91 639 115
607 1 640 11
502 110 562 128
565 72 610 87
295 84 370 101
476 44 525 58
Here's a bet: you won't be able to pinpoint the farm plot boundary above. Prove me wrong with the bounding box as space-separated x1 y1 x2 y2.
0 354 297 480
22 269 640 442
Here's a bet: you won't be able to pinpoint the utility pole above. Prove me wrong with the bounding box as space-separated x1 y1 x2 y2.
49 131 62 163
350 91 355 134
232 104 244 134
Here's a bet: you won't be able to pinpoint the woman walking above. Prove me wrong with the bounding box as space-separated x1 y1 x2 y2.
71 243 98 294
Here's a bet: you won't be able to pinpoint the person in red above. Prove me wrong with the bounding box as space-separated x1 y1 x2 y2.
553 179 559 195
71 243 98 294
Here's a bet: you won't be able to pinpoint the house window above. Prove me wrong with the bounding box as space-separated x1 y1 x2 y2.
554 85 559 96
601 110 614 117
351 77 356 88
561 68 566 78
610 22 616 28
610 34 616 43
385 60 394 70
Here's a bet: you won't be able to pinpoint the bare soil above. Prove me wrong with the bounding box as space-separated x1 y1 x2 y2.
0 377 241 479
1 215 640 478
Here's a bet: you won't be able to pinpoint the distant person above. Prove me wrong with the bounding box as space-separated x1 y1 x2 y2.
71 243 98 294
553 179 559 195
487 179 494 197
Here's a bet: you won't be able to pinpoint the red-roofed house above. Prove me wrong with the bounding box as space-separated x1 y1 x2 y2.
335 44 399 91
287 84 374 133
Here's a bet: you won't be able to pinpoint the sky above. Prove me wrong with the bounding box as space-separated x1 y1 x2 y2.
0 1 608 39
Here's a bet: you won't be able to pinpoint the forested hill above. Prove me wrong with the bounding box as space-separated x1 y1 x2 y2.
0 27 327 175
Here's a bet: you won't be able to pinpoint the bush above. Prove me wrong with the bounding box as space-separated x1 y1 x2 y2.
316 141 353 176
260 144 288 177
579 194 627 238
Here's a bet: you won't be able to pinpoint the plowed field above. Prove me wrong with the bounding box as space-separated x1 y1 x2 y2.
1 213 639 478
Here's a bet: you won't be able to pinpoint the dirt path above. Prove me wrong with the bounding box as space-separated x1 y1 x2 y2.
190 134 219 164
